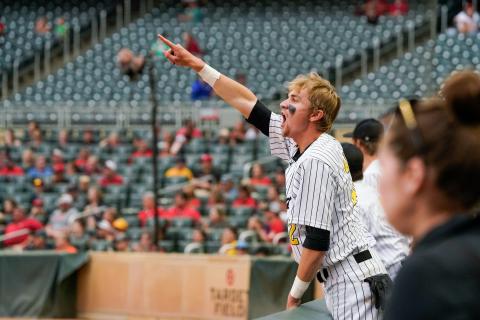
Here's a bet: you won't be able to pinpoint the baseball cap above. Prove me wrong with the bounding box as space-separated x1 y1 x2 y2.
200 153 213 162
57 193 73 205
236 240 249 250
32 198 44 207
341 143 364 177
113 218 129 231
343 118 384 142
105 160 117 171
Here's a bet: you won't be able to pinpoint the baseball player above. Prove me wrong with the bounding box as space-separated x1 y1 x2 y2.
158 35 391 319
344 119 384 192
342 143 409 280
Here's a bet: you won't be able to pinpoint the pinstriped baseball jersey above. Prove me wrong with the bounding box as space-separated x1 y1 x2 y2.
268 112 376 266
354 180 410 279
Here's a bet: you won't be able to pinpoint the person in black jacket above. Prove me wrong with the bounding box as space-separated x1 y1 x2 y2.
379 71 480 319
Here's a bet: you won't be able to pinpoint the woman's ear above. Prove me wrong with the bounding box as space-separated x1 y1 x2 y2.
310 110 324 122
403 157 427 195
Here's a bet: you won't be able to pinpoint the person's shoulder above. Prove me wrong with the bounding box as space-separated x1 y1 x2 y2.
303 135 343 168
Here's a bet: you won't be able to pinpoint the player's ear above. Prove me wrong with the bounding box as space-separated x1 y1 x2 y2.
402 157 426 195
309 110 324 122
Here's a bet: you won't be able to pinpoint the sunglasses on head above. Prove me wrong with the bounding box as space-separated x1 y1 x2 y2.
395 98 425 154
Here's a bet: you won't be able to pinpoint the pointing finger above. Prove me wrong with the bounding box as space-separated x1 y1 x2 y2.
158 34 175 49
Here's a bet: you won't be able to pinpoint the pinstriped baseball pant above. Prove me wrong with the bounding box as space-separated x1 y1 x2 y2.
323 248 387 320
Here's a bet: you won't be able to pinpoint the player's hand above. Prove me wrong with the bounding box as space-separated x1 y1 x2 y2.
157 34 205 72
286 294 301 310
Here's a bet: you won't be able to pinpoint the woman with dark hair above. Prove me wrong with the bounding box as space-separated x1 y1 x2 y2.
381 71 480 319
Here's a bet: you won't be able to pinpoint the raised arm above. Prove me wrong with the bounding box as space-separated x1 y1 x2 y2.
158 35 257 118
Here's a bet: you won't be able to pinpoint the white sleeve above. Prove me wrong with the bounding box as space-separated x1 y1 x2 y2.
269 112 296 162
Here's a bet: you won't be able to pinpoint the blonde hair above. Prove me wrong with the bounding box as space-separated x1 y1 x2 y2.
288 72 341 132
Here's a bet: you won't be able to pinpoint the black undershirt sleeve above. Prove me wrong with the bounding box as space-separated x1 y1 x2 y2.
303 226 330 251
246 100 272 137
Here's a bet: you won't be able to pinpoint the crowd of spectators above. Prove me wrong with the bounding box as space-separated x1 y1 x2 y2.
0 120 289 256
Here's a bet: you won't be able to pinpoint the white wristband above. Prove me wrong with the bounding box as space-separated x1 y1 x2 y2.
198 64 221 87
289 276 310 299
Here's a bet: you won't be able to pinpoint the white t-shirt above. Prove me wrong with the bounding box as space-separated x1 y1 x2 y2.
455 11 480 32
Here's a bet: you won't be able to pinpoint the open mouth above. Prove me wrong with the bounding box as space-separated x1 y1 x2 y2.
281 113 287 127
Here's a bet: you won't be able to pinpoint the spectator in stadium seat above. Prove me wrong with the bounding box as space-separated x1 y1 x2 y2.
74 148 91 172
82 186 107 220
164 155 194 180
454 3 479 33
30 198 48 225
84 155 101 175
99 160 124 187
182 185 201 209
193 153 221 182
4 207 43 247
219 175 238 202
164 192 201 221
21 148 35 171
46 193 79 236
265 204 286 241
219 226 239 256
176 119 203 140
82 128 96 145
27 121 40 137
388 0 408 16
232 185 257 208
99 131 121 152
56 129 69 149
54 232 77 254
357 0 388 24
229 120 247 144
51 148 65 173
69 219 87 241
114 233 130 252
27 155 53 179
77 175 91 196
0 157 24 176
249 163 272 186
183 32 203 56
191 77 213 101
117 48 145 80
206 206 229 229
247 216 269 242
130 136 153 159
3 128 22 147
132 231 157 252
35 17 50 34
179 0 203 24
217 128 230 145
0 20 5 37
96 207 118 240
138 192 164 227
24 230 50 251
192 227 207 244
1 198 17 217
28 128 46 151
54 17 68 38
207 187 227 210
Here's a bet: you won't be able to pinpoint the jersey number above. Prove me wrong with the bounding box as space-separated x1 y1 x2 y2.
288 224 300 245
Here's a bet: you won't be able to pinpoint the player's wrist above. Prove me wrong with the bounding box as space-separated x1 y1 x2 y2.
192 57 206 73
289 275 310 299
197 63 221 87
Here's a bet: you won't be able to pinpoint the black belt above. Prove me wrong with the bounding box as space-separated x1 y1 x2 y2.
316 250 373 283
